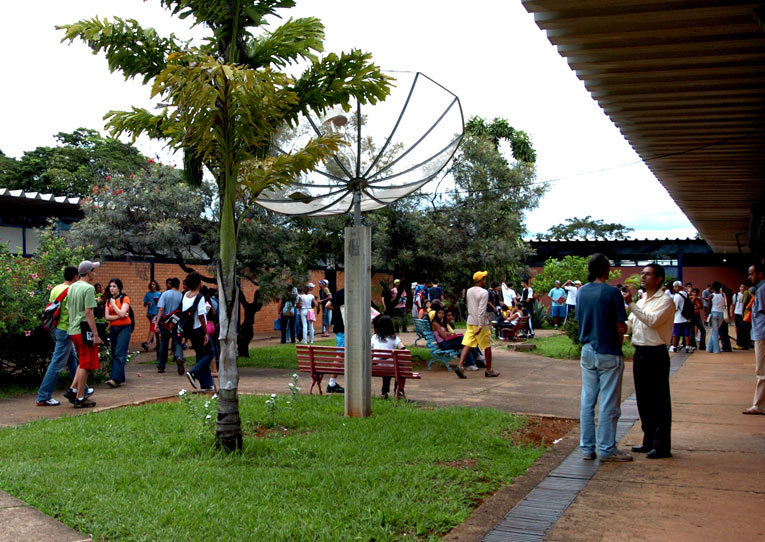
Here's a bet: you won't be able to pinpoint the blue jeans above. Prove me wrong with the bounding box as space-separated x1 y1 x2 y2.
580 343 624 457
157 326 184 369
37 328 79 402
109 325 131 384
189 328 214 389
280 314 296 343
322 308 332 334
707 311 723 353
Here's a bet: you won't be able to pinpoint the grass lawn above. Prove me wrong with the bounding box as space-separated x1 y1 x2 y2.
527 333 635 360
0 395 545 541
236 341 434 370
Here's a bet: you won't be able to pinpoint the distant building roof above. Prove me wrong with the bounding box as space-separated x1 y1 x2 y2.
0 188 81 206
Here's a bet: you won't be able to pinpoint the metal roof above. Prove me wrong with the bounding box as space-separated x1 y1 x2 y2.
522 0 765 255
0 188 81 206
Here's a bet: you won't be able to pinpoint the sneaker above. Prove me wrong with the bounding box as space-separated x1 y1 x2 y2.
36 398 60 407
582 451 597 460
554 325 559 330
176 358 185 376
668 346 677 353
186 371 198 389
466 365 479 371
734 346 744 350
599 450 633 462
157 367 166 373
64 388 77 404
326 383 344 394
85 387 94 398
454 366 466 379
73 398 96 409
141 342 150 352
485 369 500 377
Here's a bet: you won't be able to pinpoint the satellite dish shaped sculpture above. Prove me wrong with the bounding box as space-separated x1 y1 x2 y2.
256 71 464 223
256 72 463 417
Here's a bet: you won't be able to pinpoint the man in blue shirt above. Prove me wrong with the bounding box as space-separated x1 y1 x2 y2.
548 280 567 330
743 263 765 415
576 253 631 461
155 277 184 374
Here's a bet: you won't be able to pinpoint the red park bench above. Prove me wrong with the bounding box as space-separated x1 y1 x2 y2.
297 345 421 398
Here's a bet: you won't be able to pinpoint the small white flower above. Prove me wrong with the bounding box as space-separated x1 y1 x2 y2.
288 383 295 389
286 401 291 405
179 389 187 396
204 401 210 408
206 414 212 420
296 387 301 392
292 373 298 378
211 394 218 399
270 393 276 398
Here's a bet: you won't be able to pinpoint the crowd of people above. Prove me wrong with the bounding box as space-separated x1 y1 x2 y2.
36 263 222 408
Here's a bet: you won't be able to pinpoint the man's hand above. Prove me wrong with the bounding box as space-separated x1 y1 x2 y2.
94 335 104 346
203 333 209 346
616 322 628 344
623 288 633 305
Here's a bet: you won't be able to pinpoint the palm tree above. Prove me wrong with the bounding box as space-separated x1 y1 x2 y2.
59 0 391 450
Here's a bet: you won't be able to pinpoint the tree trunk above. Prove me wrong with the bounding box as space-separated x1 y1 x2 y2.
215 157 243 451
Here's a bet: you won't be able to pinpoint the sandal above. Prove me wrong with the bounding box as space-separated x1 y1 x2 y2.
485 369 500 377
455 366 466 379
742 407 764 415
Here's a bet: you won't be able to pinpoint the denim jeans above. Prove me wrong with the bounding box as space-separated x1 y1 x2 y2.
707 311 723 353
299 309 314 344
37 328 79 402
280 314 296 343
157 326 184 369
322 308 332 334
109 324 131 384
189 328 214 389
580 343 624 457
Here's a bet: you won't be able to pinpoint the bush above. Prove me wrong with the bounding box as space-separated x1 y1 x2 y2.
530 300 549 329
563 309 581 356
0 329 55 385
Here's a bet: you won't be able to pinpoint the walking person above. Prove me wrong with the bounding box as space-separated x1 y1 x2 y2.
141 280 161 351
64 260 104 408
36 266 81 406
455 271 499 379
576 253 631 462
104 278 132 388
155 277 184 374
182 272 216 392
625 263 676 459
743 263 765 415
669 281 694 353
324 290 345 393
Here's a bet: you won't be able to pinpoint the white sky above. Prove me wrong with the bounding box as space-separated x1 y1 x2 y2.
0 0 697 240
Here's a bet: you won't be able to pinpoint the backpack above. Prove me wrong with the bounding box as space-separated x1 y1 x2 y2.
118 294 136 332
679 291 695 320
42 287 70 332
282 298 295 317
176 294 203 339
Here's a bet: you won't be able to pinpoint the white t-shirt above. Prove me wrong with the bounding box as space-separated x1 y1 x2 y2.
564 285 577 305
733 292 744 315
501 283 517 306
182 293 209 329
299 293 315 311
371 335 403 350
673 292 688 323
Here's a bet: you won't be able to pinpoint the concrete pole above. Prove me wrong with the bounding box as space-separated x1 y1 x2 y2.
344 224 372 417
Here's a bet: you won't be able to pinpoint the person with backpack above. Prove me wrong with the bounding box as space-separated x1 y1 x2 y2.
104 278 133 388
155 277 185 374
36 266 85 406
670 281 695 353
181 272 216 392
278 286 297 344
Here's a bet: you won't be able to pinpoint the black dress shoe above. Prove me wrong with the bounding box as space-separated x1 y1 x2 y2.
646 449 672 459
631 445 652 453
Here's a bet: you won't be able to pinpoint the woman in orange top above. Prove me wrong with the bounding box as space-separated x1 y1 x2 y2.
104 278 132 388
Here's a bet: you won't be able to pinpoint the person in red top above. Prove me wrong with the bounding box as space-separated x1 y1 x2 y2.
104 278 132 388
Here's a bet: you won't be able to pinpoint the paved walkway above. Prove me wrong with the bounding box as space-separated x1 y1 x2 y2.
1 332 763 541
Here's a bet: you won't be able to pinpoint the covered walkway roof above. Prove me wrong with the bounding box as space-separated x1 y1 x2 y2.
522 0 765 256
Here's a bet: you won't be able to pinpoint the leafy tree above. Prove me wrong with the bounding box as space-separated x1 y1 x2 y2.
0 128 148 197
60 0 390 450
540 215 634 240
531 255 621 298
67 161 213 261
417 116 545 287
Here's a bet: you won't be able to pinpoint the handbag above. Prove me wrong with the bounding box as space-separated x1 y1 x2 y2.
306 309 316 322
722 293 730 323
274 318 281 331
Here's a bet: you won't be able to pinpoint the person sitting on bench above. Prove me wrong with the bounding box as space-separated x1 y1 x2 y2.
431 307 478 370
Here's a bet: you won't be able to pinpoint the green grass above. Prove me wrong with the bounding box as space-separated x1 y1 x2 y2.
527 333 635 360
235 341 434 370
0 395 545 541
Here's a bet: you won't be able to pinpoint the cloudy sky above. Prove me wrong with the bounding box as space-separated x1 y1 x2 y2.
0 0 697 239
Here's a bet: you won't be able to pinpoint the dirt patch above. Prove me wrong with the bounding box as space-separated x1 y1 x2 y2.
510 415 576 447
436 458 478 469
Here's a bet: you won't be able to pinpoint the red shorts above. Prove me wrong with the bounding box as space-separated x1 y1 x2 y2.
71 334 100 370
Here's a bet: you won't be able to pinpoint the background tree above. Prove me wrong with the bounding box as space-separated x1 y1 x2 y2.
60 0 390 450
0 128 148 197
540 215 634 240
531 255 621 298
